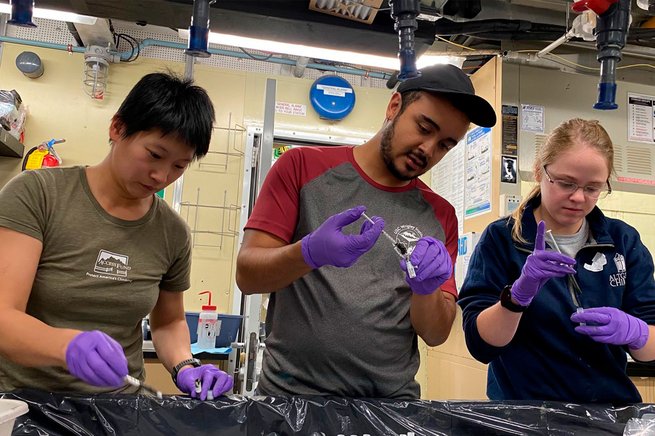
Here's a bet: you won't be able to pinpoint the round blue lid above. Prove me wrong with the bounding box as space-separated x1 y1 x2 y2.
309 75 356 120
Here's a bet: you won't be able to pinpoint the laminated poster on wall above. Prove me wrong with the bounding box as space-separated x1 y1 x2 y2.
501 104 518 156
431 137 466 235
628 92 655 144
464 127 492 219
520 103 545 134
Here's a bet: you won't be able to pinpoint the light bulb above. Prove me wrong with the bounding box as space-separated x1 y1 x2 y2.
83 57 109 100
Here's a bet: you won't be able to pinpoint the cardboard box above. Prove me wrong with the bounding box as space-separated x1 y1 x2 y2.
308 0 383 25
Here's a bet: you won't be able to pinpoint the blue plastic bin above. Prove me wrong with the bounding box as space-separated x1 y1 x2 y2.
185 312 242 347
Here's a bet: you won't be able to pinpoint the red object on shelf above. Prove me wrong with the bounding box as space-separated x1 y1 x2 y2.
198 290 217 311
41 153 59 167
571 0 618 14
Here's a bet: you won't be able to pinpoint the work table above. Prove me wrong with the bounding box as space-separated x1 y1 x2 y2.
3 389 655 435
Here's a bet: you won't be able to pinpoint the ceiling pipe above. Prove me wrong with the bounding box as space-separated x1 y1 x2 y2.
0 35 84 52
502 50 575 71
7 0 36 28
390 0 421 80
572 0 631 109
185 0 215 58
0 35 392 79
592 0 632 109
567 40 655 61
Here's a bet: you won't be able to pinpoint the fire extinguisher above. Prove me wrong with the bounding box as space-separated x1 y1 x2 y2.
22 138 64 171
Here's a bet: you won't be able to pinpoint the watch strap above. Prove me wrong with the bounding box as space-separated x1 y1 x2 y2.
171 358 202 384
500 285 528 313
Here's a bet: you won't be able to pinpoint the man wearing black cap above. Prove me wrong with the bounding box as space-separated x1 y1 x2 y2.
236 64 496 399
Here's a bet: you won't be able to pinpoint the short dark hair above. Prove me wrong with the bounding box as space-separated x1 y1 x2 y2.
113 72 215 159
398 90 422 116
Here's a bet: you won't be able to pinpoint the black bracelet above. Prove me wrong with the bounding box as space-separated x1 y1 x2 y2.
499 285 528 313
171 358 201 384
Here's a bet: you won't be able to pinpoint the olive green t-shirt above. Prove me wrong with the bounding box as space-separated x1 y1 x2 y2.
0 166 191 393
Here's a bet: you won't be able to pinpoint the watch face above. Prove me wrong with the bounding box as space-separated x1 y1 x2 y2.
501 286 526 312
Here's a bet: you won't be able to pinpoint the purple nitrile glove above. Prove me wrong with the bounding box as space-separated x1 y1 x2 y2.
301 205 384 269
176 364 234 400
571 307 650 350
400 236 452 295
65 330 129 387
510 220 577 306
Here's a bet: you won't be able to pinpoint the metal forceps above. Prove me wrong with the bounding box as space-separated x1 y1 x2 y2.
361 212 416 278
545 230 584 321
124 375 163 399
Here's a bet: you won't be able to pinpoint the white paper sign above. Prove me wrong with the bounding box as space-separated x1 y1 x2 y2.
521 104 545 133
628 93 655 144
275 102 307 117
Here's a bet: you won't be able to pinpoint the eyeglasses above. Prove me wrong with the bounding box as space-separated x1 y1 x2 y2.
542 166 612 199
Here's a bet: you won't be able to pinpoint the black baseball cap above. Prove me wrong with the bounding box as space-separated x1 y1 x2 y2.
397 64 497 128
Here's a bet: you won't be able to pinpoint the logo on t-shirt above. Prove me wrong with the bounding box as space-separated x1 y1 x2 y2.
86 249 133 282
613 253 626 273
583 252 607 273
393 225 423 255
609 253 626 288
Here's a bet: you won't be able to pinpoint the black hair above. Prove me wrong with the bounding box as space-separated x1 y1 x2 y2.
398 90 422 116
113 72 215 159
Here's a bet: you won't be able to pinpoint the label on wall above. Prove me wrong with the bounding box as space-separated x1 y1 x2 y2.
501 105 518 156
628 93 655 143
275 102 307 117
316 84 353 97
521 104 544 134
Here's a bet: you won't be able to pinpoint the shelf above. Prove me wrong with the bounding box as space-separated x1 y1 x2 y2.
0 129 24 158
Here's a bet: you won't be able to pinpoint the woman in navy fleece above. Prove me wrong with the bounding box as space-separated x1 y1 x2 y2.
459 118 655 403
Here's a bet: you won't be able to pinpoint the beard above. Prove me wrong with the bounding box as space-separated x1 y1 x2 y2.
379 119 425 182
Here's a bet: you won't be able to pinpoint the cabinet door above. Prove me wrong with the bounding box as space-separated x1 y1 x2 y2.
630 376 653 403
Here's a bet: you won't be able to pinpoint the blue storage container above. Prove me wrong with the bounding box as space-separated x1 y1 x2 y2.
185 312 242 347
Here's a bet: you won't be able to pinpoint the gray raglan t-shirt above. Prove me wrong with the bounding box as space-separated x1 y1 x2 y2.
246 146 458 399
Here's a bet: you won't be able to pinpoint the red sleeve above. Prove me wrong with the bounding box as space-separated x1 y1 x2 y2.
244 146 352 243
245 148 303 243
440 205 459 298
417 182 459 298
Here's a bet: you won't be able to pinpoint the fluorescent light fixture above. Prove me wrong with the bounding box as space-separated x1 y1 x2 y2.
0 3 97 25
178 29 462 70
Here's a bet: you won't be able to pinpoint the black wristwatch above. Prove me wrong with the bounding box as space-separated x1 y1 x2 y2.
171 358 202 384
499 285 528 313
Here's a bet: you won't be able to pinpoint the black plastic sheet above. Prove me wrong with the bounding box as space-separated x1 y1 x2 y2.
2 389 655 435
